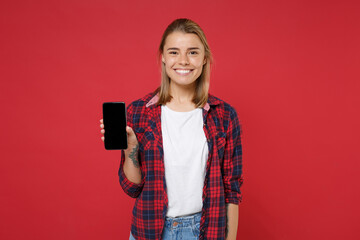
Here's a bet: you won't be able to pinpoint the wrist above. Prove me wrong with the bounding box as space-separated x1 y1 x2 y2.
124 143 139 157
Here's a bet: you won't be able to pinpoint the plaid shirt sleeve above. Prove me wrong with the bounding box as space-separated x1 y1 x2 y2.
118 103 145 198
222 106 243 205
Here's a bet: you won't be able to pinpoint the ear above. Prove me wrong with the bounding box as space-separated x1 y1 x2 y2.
161 54 165 64
203 58 207 65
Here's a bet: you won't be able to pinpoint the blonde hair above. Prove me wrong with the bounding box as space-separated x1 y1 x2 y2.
155 18 213 108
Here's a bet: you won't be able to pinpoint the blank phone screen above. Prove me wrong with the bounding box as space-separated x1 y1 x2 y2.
102 102 127 150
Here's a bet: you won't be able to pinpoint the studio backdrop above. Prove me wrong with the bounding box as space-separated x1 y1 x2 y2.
1 0 359 239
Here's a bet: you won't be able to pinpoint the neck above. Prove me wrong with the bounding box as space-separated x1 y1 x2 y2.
169 81 196 104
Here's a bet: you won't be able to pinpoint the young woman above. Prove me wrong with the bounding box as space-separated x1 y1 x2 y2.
100 18 243 240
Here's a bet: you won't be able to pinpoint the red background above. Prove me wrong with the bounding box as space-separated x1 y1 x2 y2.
1 0 359 239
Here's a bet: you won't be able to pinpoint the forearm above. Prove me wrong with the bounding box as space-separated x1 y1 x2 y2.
123 144 142 184
225 203 239 240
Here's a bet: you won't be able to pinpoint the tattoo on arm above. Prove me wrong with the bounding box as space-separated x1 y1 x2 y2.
225 203 229 238
129 144 139 168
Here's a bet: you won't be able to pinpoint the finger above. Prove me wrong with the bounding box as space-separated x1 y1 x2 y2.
101 129 105 134
100 119 103 123
101 136 104 141
126 126 133 134
100 123 104 129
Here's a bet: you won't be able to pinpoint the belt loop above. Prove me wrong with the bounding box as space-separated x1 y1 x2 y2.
169 218 173 228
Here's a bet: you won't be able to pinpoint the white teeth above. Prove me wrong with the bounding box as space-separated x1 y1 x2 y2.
175 69 191 74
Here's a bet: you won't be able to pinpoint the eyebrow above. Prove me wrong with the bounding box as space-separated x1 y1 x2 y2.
166 47 201 51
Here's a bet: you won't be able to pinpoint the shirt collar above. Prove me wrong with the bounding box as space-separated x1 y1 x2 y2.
145 92 221 111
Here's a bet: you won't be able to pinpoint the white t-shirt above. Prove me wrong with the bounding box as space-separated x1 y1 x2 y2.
161 105 209 217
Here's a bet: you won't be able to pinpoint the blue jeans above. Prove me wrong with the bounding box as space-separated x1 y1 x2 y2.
129 212 201 240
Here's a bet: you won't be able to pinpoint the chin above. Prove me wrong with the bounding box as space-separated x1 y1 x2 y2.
171 79 197 87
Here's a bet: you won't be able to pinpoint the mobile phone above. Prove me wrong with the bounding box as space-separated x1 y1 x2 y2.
102 102 127 150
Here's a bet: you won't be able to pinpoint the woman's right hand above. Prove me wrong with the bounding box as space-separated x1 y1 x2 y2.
99 119 139 149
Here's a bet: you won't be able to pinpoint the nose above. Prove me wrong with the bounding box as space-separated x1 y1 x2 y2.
179 53 189 65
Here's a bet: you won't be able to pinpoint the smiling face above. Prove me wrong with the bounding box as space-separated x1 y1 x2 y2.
161 31 206 89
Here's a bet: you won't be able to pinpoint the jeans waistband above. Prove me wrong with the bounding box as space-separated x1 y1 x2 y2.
164 212 202 229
